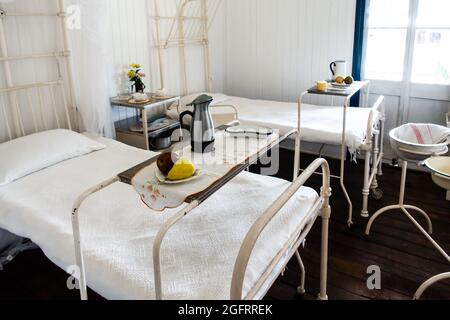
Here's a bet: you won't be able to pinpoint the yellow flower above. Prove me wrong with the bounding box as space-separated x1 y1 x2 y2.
127 70 136 79
130 63 141 69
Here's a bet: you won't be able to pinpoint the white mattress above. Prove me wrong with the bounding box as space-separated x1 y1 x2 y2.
0 135 319 300
169 94 374 155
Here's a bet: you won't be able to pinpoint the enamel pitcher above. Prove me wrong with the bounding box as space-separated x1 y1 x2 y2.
180 94 215 153
329 60 348 81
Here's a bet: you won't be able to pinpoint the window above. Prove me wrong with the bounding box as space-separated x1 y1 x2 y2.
363 0 450 85
364 0 410 81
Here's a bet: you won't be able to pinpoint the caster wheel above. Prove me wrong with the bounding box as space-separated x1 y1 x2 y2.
347 221 354 229
371 188 383 200
297 287 306 295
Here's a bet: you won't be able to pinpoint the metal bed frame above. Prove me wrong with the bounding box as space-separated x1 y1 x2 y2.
150 0 219 96
196 91 386 226
0 0 77 141
71 125 332 301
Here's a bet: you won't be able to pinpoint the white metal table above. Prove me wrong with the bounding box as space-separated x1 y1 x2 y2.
111 94 181 151
298 81 372 227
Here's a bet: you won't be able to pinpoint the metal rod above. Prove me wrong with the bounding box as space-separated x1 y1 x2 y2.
0 98 12 140
1 12 64 17
26 90 39 133
0 51 70 62
340 97 353 227
0 80 64 94
71 176 121 301
153 201 199 300
49 86 61 129
37 88 49 130
58 0 78 131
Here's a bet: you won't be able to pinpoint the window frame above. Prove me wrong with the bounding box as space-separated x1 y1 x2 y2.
362 0 450 86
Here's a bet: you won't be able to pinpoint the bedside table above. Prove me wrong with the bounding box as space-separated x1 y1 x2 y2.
111 93 181 151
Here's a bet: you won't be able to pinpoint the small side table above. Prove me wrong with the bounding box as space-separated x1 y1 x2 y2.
111 94 181 150
299 81 372 227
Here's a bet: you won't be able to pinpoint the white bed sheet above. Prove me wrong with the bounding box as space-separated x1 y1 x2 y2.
223 96 373 154
0 135 319 300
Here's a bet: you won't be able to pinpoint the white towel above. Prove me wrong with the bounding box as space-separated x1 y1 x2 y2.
397 123 450 145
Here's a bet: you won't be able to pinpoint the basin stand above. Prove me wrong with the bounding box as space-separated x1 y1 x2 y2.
366 160 450 299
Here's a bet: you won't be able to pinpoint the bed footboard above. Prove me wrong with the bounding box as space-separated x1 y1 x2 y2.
230 158 332 300
361 96 386 217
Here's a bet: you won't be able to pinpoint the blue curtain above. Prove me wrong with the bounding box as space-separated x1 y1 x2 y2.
351 0 367 107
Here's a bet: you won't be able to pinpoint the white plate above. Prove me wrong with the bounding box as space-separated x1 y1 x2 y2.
155 169 203 184
331 82 351 88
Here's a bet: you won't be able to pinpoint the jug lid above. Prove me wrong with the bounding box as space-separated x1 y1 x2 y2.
187 94 213 106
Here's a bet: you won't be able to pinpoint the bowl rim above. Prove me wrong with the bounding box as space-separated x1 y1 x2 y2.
425 157 450 178
389 126 450 149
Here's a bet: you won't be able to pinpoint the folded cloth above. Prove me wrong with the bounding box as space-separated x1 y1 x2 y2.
397 123 450 145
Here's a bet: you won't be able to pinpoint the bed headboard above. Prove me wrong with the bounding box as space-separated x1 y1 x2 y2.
151 0 220 96
0 0 77 143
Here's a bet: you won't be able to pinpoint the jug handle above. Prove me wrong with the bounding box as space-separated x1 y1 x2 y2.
180 111 194 130
330 62 336 76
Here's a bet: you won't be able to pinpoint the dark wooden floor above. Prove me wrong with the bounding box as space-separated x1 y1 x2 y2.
1 149 449 300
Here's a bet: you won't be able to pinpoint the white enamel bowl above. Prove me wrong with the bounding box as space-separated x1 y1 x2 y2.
425 157 450 191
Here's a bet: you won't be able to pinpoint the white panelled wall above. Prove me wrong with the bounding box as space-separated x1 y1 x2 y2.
222 0 356 102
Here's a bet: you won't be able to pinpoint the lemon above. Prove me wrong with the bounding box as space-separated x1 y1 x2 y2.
167 157 196 181
335 76 345 84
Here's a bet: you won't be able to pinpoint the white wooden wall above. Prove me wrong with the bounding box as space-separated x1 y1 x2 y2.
221 0 357 102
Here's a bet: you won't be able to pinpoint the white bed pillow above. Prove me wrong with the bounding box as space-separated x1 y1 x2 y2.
0 129 106 186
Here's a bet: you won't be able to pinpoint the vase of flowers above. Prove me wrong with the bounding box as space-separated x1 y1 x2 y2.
128 63 146 93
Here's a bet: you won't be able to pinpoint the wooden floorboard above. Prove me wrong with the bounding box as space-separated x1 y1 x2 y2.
0 149 449 300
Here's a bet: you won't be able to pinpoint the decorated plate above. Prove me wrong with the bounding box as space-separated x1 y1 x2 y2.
155 169 203 184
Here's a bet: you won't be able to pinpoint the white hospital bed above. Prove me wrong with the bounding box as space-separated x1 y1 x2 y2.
168 92 386 225
0 130 332 300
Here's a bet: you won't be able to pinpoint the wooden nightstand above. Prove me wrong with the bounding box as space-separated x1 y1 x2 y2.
111 94 181 151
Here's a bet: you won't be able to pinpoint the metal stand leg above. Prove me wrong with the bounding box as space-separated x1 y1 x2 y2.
366 161 433 235
318 197 331 301
414 272 450 300
295 251 306 295
361 149 371 218
340 100 353 227
364 160 450 299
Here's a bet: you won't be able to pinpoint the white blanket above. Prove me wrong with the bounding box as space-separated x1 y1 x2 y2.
0 136 318 300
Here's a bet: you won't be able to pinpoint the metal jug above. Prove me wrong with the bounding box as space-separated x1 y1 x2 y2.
180 94 215 153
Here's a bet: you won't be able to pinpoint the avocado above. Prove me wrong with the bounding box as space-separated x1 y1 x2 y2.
157 152 179 175
344 76 354 85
